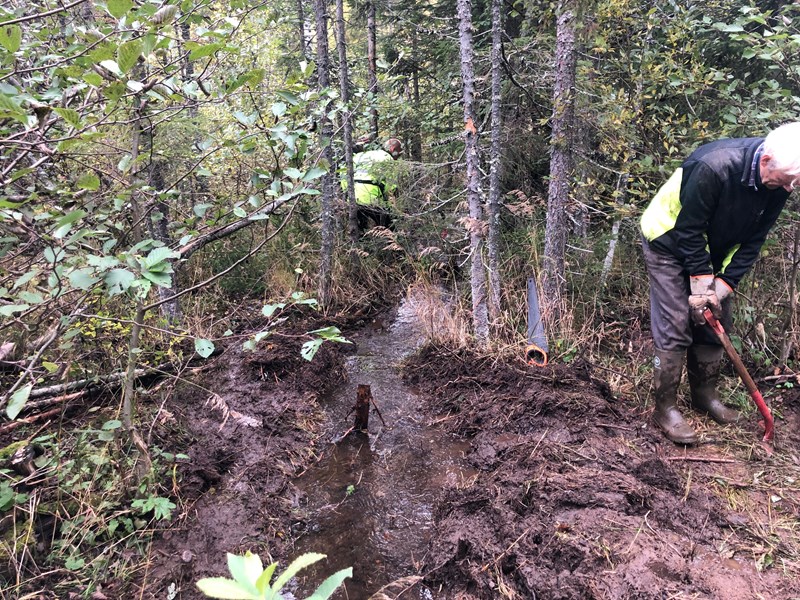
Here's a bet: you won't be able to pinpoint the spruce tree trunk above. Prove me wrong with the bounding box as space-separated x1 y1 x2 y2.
335 0 357 244
457 0 489 344
314 0 336 306
487 0 503 320
366 1 379 140
542 0 577 323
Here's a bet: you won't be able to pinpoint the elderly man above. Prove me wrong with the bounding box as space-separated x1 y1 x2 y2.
640 122 800 444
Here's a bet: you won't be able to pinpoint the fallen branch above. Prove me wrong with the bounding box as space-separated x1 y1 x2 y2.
665 456 736 464
21 391 85 414
28 364 172 399
0 406 64 434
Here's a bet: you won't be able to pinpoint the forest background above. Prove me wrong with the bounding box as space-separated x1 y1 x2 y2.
1 0 800 596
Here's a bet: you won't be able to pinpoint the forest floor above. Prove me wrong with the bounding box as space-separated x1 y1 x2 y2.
130 286 800 599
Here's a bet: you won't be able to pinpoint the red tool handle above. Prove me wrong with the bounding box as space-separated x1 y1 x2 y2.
703 309 774 442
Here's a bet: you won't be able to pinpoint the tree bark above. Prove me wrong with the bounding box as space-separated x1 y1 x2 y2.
541 0 577 323
457 0 489 344
335 0 358 245
314 0 336 307
487 0 503 320
366 1 379 140
298 0 313 62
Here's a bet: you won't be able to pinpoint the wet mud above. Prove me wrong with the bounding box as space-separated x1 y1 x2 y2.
403 347 800 599
144 293 800 600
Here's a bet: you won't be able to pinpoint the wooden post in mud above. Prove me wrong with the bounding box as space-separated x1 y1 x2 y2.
355 385 371 431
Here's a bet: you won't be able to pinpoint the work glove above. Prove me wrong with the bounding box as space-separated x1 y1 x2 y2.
714 277 734 303
688 274 721 325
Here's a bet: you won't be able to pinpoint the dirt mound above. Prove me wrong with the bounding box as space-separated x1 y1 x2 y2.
144 333 348 598
403 345 795 599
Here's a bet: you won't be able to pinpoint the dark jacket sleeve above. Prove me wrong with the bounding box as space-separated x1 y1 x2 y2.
672 162 720 278
718 197 787 288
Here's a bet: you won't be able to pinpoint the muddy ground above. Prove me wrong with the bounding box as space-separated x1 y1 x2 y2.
133 293 800 600
403 347 800 599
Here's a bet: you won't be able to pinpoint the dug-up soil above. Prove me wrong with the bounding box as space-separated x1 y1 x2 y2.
144 317 800 600
402 346 800 600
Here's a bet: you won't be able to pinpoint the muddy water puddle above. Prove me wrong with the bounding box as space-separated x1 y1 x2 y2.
291 291 475 598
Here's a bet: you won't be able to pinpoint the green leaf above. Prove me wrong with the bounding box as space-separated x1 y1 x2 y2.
102 419 122 430
99 59 123 78
270 553 326 595
284 168 302 179
271 102 286 117
84 71 104 87
195 578 258 600
300 339 324 362
0 304 29 317
307 326 350 343
151 4 178 25
118 154 133 173
255 562 277 594
65 556 85 571
7 383 32 420
262 303 285 318
189 42 223 60
0 93 25 120
194 203 213 217
0 25 22 53
301 167 327 182
104 268 135 296
118 39 142 74
233 206 247 218
54 108 82 128
276 90 299 105
307 567 353 600
140 270 172 287
143 246 179 269
13 270 39 289
194 338 215 358
107 0 134 19
68 268 100 290
77 173 100 191
227 552 262 593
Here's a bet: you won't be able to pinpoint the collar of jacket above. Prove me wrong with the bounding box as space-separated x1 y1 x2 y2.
741 138 766 190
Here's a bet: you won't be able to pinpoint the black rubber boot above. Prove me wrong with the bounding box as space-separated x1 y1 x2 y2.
687 345 740 424
652 349 697 445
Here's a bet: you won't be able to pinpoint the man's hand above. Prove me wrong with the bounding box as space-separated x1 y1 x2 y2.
689 274 721 325
714 277 734 303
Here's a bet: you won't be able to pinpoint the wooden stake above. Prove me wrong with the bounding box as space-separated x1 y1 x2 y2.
354 384 371 431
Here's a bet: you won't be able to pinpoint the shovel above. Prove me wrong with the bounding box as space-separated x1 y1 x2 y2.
703 308 774 446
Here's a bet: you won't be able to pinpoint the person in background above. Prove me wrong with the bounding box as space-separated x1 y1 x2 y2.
348 138 402 230
639 122 800 444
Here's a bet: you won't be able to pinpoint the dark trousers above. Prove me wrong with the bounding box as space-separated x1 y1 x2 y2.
641 237 732 351
357 204 394 231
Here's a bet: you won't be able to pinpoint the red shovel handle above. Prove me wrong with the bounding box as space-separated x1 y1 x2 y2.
703 309 774 443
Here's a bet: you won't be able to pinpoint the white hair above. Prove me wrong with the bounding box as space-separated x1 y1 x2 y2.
764 122 800 177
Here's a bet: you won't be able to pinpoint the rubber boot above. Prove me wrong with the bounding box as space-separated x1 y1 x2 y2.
652 349 697 445
687 345 740 424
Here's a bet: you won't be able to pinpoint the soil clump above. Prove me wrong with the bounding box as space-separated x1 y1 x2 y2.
403 345 800 599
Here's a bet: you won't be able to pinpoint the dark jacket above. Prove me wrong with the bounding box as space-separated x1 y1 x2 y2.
641 137 789 288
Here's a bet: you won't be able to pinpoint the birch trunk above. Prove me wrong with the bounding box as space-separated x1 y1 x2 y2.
541 0 577 323
457 0 489 344
314 0 336 306
487 0 503 320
